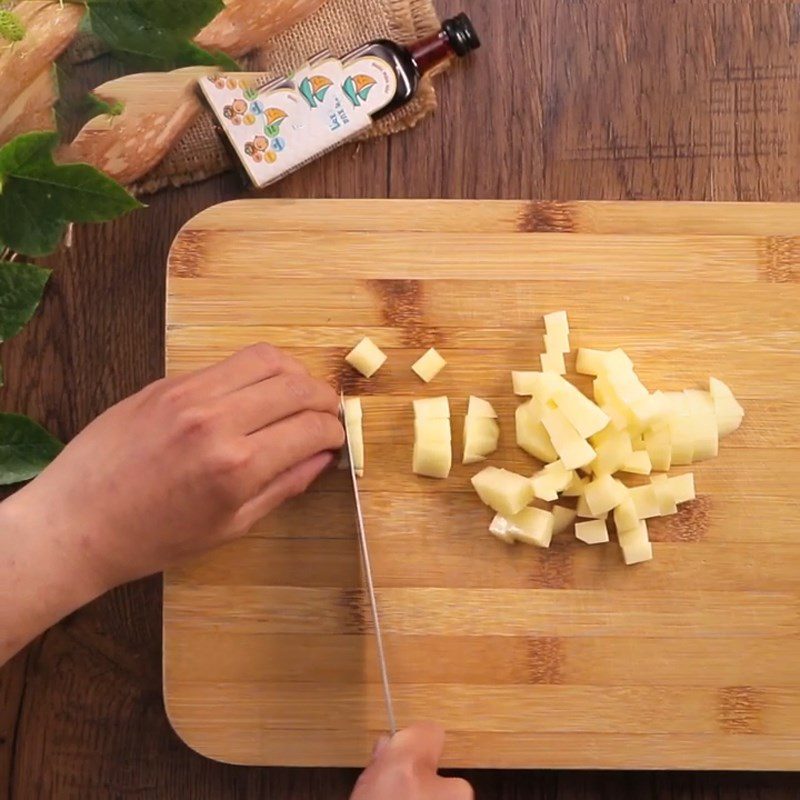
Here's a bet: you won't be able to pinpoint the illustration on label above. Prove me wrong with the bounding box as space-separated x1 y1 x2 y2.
342 74 377 107
298 75 334 108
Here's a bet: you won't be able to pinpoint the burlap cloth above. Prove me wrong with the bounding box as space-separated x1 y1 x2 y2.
64 0 442 195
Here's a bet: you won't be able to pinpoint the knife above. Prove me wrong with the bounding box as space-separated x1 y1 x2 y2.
341 397 398 737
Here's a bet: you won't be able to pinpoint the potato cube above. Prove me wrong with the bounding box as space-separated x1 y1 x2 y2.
620 450 652 475
583 474 629 516
688 413 719 461
651 475 678 516
345 337 387 378
575 493 609 520
576 348 613 376
544 310 569 337
552 505 578 535
515 401 559 462
511 370 562 400
562 472 589 497
618 520 653 565
668 472 696 504
531 460 574 501
467 396 498 418
411 347 447 383
629 484 661 519
412 440 452 479
506 506 556 548
551 383 610 439
540 350 567 375
471 467 535 517
489 514 516 545
613 497 639 533
462 416 500 465
541 407 596 470
709 377 745 436
589 428 633 475
575 518 610 545
413 396 450 419
544 331 570 354
605 369 649 405
644 425 672 472
415 418 451 443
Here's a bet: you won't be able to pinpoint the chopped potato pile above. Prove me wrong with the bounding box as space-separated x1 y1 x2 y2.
341 312 744 567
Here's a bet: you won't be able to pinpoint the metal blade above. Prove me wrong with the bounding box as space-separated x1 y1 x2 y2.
341 397 397 736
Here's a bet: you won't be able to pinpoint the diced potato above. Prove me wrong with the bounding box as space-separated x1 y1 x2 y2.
688 413 719 461
552 504 577 535
620 450 652 475
644 425 672 472
412 440 452 479
544 331 570 354
618 520 653 565
506 506 556 548
605 369 649 405
576 348 613 376
551 382 610 439
515 401 559 462
629 484 661 519
511 370 562 400
613 497 639 533
709 377 745 436
489 514 516 545
531 460 574 501
668 418 695 466
343 396 363 422
628 393 664 428
541 407 596 470
540 350 567 375
651 475 678 516
415 418 452 443
562 472 589 497
467 396 498 418
600 401 630 432
411 347 447 383
471 467 535 517
345 337 387 378
589 427 634 475
413 396 450 419
462 416 500 465
575 493 609 520
668 472 696 504
575 518 610 545
683 389 715 416
583 474 629 516
544 310 569 337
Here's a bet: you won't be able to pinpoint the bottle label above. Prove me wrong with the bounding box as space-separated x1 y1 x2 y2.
201 65 374 188
339 54 399 117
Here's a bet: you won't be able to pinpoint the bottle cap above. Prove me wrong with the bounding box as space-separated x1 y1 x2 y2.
442 13 481 57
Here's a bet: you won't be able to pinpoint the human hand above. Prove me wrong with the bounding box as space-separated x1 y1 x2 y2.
6 343 343 590
351 723 473 800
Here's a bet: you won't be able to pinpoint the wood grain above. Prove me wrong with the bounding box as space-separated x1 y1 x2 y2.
164 199 800 768
5 0 800 796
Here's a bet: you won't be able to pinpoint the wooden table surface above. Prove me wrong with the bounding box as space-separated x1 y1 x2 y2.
2 1 800 797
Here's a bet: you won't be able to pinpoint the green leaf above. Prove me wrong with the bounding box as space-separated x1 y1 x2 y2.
0 413 64 485
0 9 25 43
85 92 125 119
84 0 238 70
0 260 50 342
0 131 141 257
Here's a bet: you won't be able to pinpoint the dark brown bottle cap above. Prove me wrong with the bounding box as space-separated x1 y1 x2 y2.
442 13 481 57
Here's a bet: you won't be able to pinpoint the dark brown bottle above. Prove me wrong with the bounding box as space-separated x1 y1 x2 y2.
344 13 481 120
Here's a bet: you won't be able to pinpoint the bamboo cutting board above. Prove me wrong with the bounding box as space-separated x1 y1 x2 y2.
163 199 800 769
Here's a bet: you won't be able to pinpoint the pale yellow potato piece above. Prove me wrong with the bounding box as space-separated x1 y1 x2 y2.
511 370 562 400
415 418 451 443
471 466 535 517
413 396 450 419
543 310 569 338
575 493 609 520
515 401 558 462
342 397 364 477
644 424 672 472
531 460 574 501
651 475 678 516
577 348 612 376
541 407 596 470
411 347 447 383
544 331 570 354
552 504 578 535
709 376 745 436
583 474 629 516
562 472 589 497
345 337 387 378
575 518 609 545
605 368 649 405
620 450 652 475
589 427 633 475
618 520 653 565
629 484 661 519
687 413 719 461
628 393 665 429
489 514 516 545
540 350 567 375
467 396 498 418
668 472 696 504
613 497 639 533
551 382 610 439
462 416 500 465
505 506 555 548
413 440 452 479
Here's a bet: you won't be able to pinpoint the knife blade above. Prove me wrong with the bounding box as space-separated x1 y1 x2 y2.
341 397 397 737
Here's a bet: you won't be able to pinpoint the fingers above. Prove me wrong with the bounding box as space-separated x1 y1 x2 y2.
390 722 447 770
219 372 340 435
186 343 308 398
236 450 335 528
248 409 344 483
439 777 474 800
